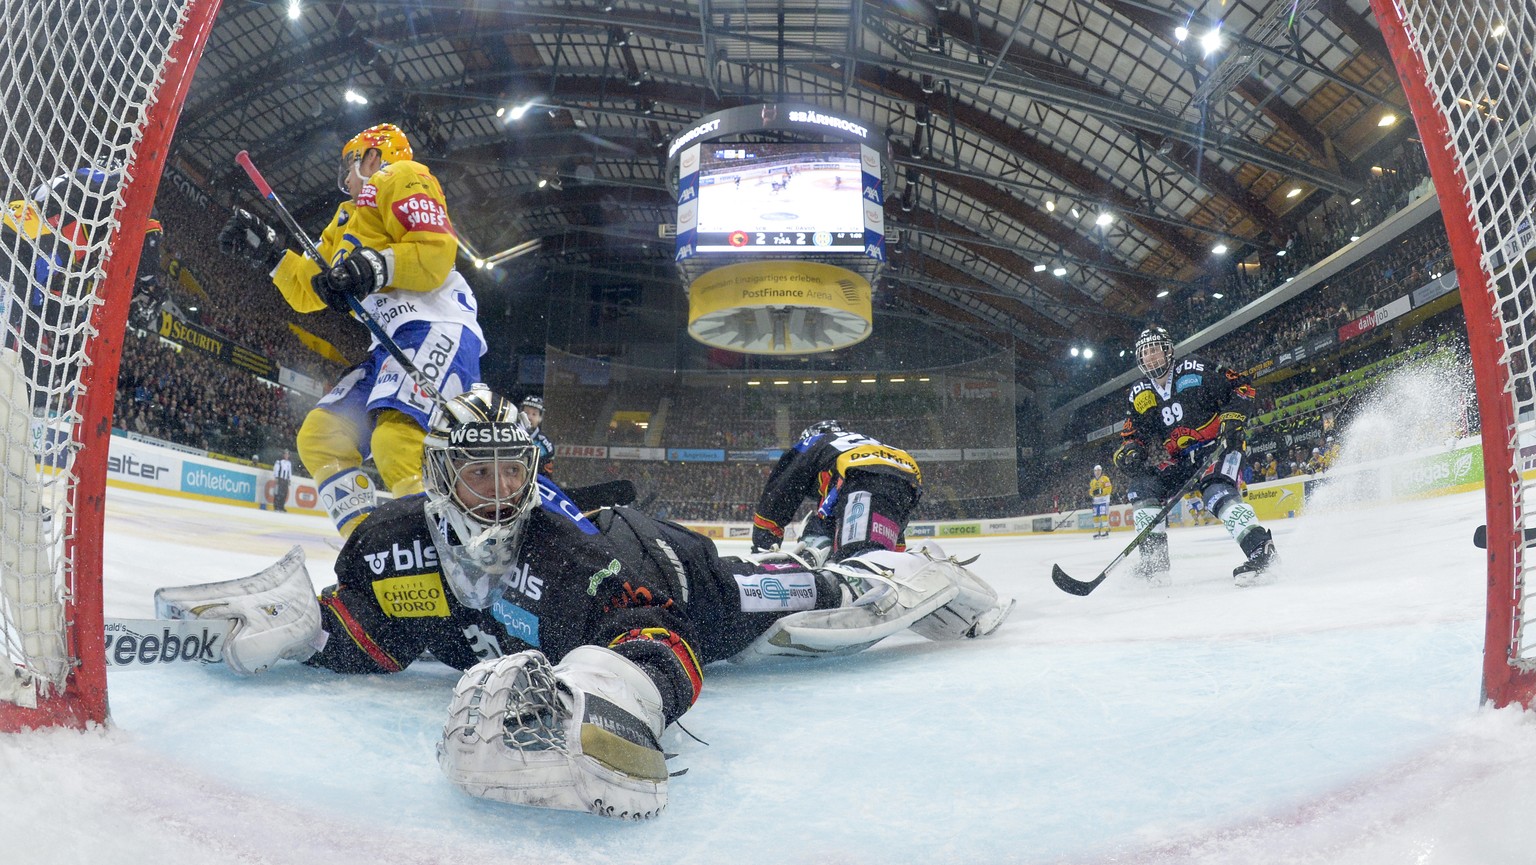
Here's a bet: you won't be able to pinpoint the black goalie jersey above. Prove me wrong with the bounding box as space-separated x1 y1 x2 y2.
308 483 711 722
1121 355 1257 459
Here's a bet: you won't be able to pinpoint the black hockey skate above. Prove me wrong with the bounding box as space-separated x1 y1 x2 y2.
1233 527 1278 587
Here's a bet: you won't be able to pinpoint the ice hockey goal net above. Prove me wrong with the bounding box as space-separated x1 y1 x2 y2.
1370 0 1536 708
0 0 221 730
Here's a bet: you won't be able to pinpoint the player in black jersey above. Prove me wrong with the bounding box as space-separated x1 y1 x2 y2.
155 386 1011 819
1112 325 1279 587
751 421 922 566
517 394 555 476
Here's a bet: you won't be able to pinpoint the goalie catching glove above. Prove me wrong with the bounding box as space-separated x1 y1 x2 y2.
312 247 389 313
438 646 668 820
153 545 324 675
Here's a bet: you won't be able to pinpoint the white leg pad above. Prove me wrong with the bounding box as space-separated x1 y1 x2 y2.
906 542 1016 641
438 646 667 820
733 549 960 662
153 545 322 674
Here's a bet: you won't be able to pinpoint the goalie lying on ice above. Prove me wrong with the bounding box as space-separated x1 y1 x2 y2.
155 386 1014 820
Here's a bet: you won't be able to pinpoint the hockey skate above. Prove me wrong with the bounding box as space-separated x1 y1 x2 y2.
1232 527 1278 587
1133 532 1171 587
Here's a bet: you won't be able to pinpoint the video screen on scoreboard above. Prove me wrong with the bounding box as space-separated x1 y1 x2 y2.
693 142 866 254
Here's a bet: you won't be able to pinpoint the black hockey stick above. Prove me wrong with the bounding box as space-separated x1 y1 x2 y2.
235 150 445 409
1051 510 1078 531
1052 449 1218 596
1472 524 1536 549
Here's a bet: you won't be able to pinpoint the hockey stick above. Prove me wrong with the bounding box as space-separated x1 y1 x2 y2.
1472 524 1536 549
234 150 444 408
1052 448 1219 596
1051 510 1078 531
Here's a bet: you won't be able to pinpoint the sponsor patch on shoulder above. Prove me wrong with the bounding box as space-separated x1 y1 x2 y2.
1175 373 1202 392
1132 390 1157 413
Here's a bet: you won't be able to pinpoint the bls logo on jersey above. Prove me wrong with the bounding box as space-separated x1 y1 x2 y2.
364 539 440 575
503 561 543 601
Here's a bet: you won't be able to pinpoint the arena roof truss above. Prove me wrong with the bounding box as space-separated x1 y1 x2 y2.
174 0 1408 390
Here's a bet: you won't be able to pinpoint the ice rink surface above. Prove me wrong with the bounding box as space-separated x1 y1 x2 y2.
5 484 1536 865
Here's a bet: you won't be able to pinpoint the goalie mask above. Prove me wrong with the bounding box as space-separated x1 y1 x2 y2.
1134 325 1175 380
337 123 413 194
423 385 541 609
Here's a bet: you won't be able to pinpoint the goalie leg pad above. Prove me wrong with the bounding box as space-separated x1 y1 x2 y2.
732 549 960 662
905 542 1016 641
438 646 668 820
153 545 323 675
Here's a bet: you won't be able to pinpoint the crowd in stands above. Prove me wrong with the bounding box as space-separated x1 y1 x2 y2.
101 132 1476 524
113 328 306 460
152 180 367 380
1156 142 1433 338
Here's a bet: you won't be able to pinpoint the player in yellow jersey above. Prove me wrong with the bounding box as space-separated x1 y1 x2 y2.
1089 464 1113 538
219 124 484 536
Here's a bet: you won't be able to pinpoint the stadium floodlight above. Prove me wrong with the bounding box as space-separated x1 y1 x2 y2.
1052 265 1067 277
1200 25 1221 56
1212 243 1228 255
1095 212 1113 227
343 89 368 105
1033 263 1047 272
287 0 301 20
1174 25 1189 41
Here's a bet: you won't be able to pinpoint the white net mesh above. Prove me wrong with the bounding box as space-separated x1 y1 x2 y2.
1376 1 1536 699
0 0 207 709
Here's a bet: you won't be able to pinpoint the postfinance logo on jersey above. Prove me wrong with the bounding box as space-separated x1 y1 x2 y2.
372 573 451 617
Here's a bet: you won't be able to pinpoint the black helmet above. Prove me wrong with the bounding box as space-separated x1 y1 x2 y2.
799 419 844 441
1134 325 1175 379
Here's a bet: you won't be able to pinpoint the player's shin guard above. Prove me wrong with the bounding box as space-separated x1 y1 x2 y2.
318 467 377 537
905 541 1015 640
1133 507 1171 586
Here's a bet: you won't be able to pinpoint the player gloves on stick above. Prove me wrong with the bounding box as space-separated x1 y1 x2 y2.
217 208 285 272
312 246 388 313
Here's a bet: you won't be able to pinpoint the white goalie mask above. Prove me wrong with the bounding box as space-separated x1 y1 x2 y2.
422 385 542 609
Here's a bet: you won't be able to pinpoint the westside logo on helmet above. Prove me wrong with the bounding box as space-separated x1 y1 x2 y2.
449 423 517 446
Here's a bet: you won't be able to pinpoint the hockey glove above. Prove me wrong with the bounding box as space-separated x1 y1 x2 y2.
218 209 285 272
311 247 388 313
1112 440 1144 471
1219 413 1246 451
438 647 668 819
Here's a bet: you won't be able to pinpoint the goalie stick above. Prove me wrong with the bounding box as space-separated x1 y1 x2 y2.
1052 448 1219 596
1472 524 1536 549
234 150 445 409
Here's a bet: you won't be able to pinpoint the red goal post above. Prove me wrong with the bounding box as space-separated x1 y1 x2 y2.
1369 0 1536 708
0 0 222 731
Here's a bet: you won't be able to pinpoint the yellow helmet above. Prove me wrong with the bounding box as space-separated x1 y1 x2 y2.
338 123 413 192
2 200 49 240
